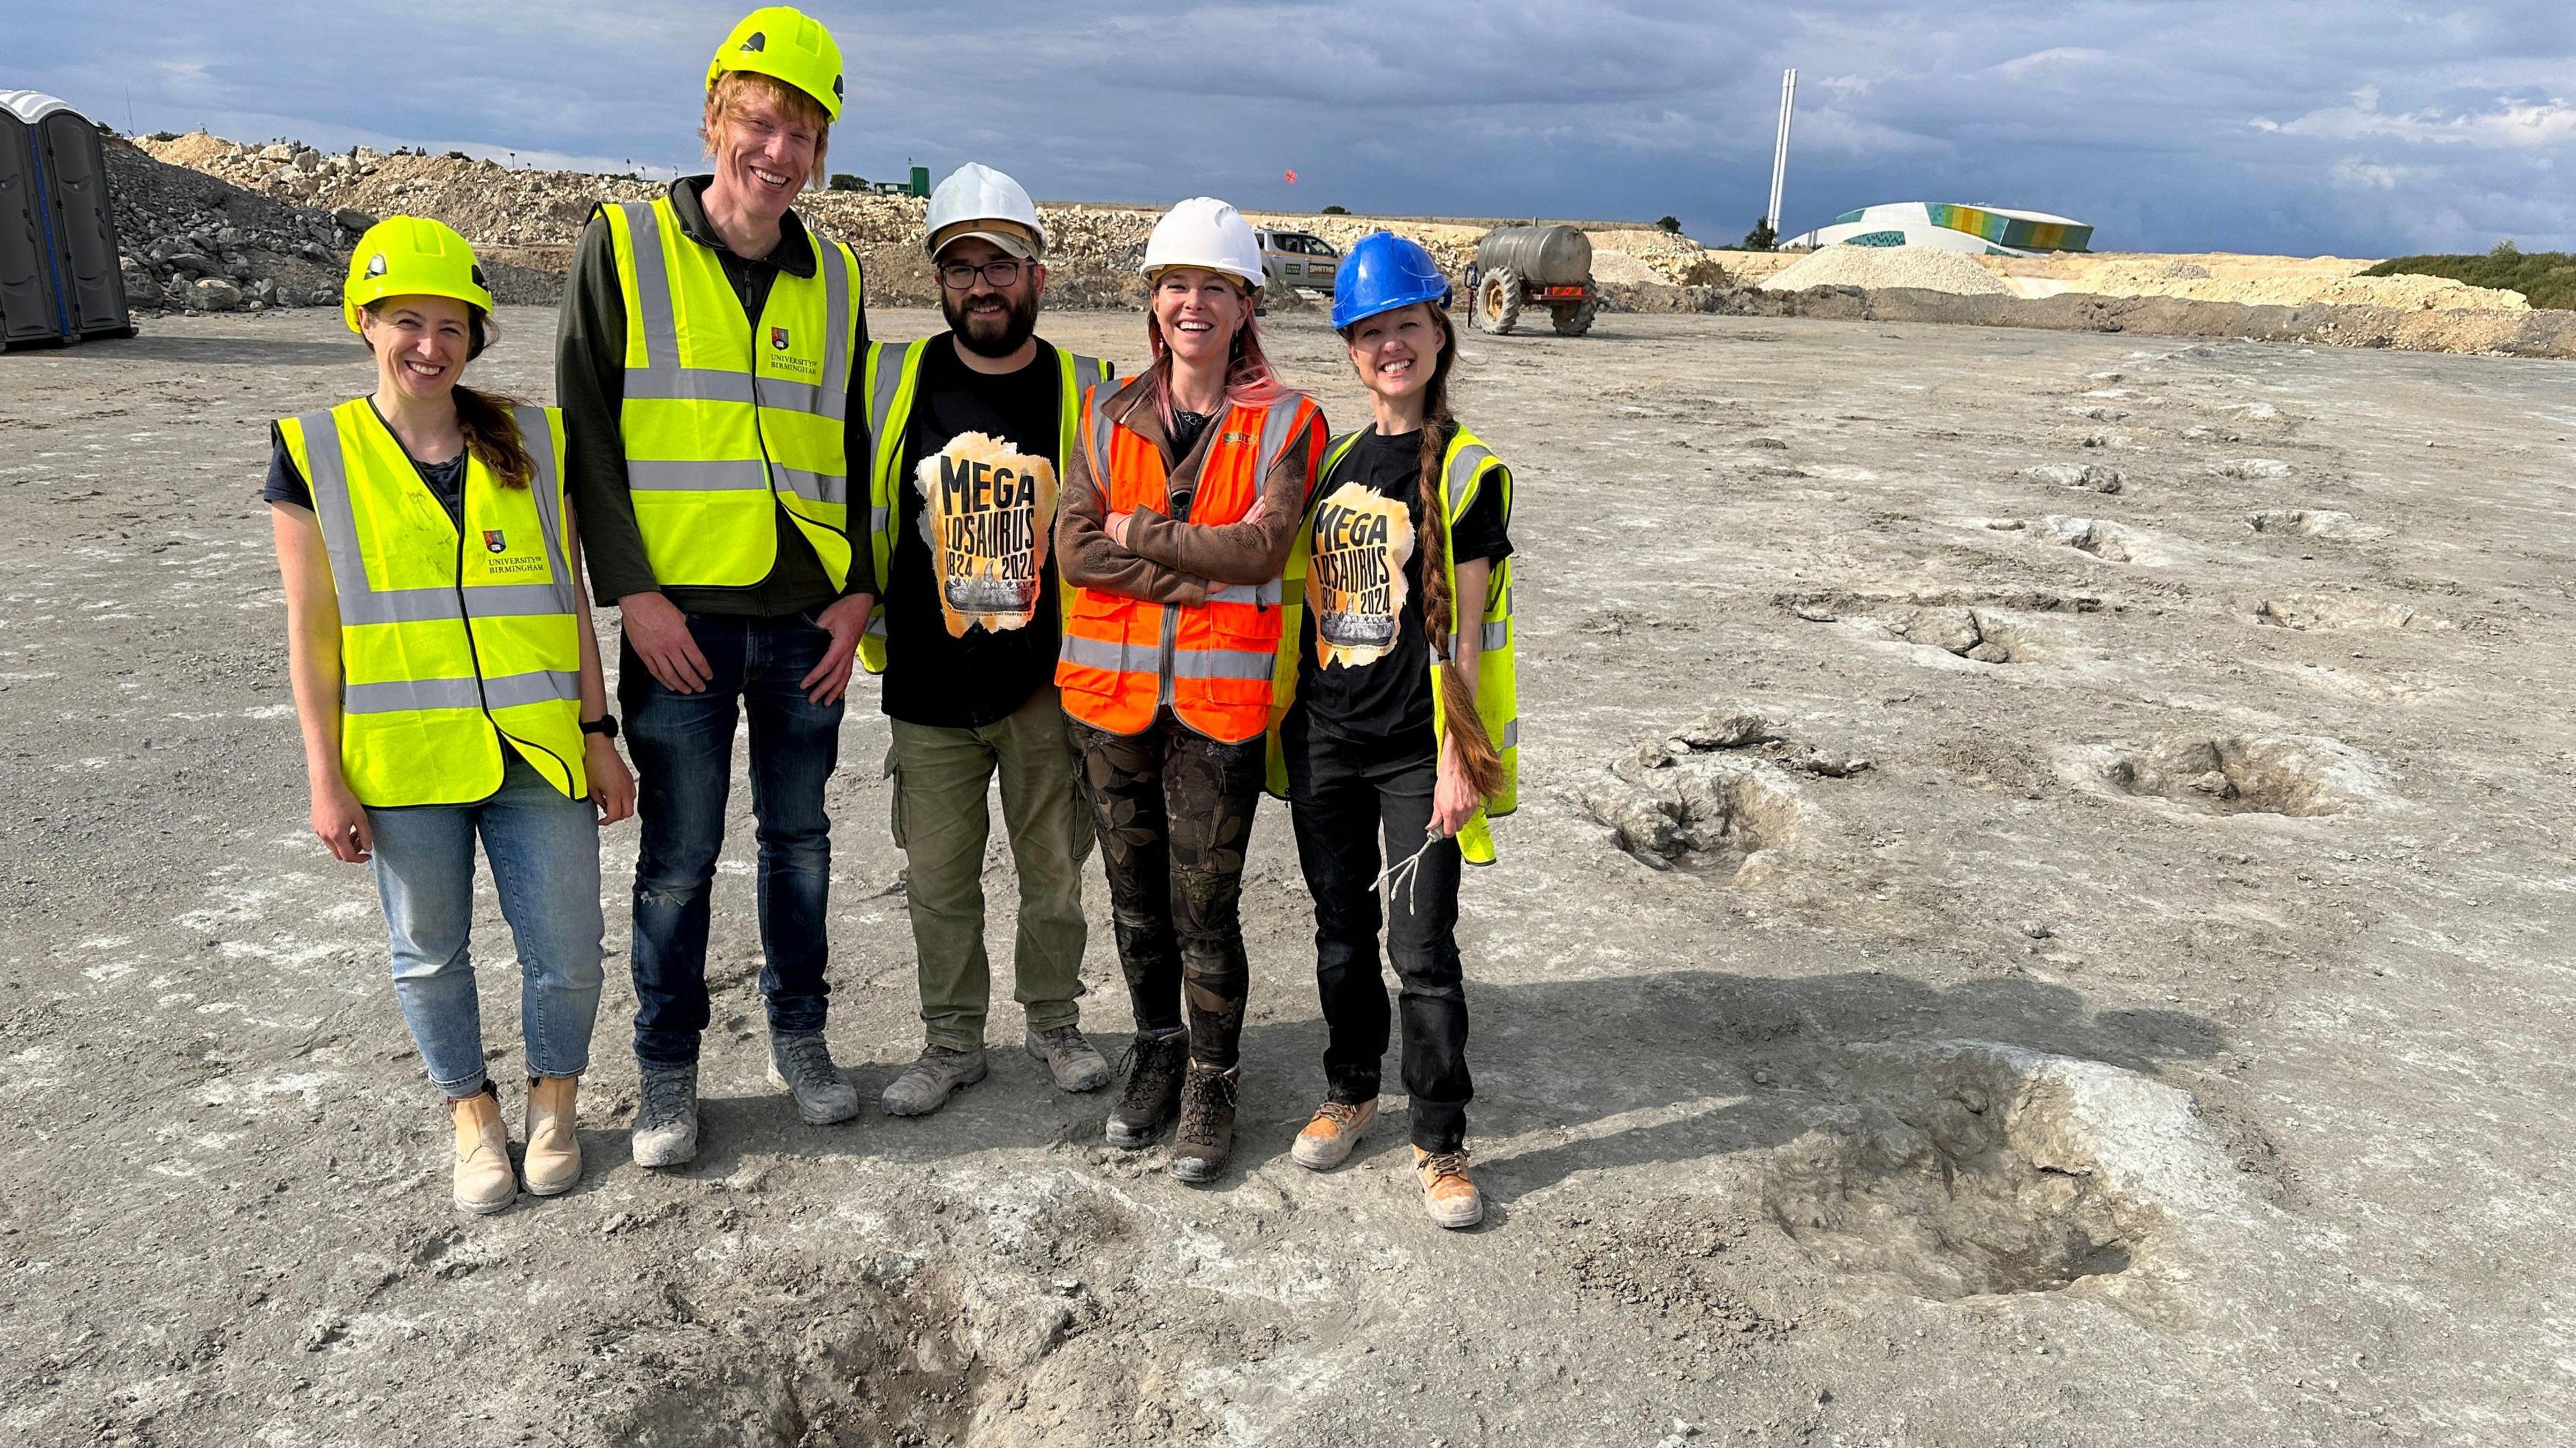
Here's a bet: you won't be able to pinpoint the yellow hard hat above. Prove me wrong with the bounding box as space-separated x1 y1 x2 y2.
341 216 492 334
708 7 846 121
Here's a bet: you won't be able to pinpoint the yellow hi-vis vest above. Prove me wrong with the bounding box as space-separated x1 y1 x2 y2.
600 196 863 590
277 398 588 807
853 337 1114 675
1266 425 1519 865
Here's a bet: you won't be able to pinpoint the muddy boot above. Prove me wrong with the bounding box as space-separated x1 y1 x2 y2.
522 1075 581 1197
1104 1029 1189 1148
1291 1099 1377 1172
1167 1064 1240 1185
1414 1147 1484 1230
630 1061 700 1169
449 1084 516 1215
767 1032 862 1126
879 1046 989 1117
1025 1024 1112 1093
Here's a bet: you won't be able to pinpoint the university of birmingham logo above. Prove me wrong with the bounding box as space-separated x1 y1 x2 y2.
771 326 791 351
484 529 507 553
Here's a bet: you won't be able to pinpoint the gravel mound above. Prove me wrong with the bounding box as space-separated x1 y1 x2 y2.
1760 244 2014 297
2089 271 2527 312
105 135 358 314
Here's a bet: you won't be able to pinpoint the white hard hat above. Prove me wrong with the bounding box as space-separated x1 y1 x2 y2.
1142 197 1265 290
925 162 1047 260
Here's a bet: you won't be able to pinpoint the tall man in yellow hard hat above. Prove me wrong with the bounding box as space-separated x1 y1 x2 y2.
859 164 1117 1117
557 6 873 1167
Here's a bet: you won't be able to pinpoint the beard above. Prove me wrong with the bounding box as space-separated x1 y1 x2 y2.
945 286 1040 359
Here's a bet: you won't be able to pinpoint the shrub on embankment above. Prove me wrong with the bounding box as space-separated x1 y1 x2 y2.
2365 247 2576 310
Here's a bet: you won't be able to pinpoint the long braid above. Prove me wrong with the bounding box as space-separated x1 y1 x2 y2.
1411 310 1504 799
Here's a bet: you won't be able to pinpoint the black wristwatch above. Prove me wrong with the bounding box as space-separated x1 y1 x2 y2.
580 715 619 740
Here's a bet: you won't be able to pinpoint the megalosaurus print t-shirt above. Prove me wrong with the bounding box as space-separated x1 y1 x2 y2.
1294 422 1511 748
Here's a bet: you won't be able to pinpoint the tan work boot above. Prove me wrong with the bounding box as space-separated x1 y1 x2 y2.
450 1084 517 1215
522 1075 582 1197
1413 1147 1483 1230
1291 1099 1377 1171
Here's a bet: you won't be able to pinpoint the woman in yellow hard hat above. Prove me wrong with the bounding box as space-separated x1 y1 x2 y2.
267 216 635 1215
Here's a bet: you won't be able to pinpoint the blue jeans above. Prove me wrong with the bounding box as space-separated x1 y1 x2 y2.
366 752 606 1097
621 611 844 1067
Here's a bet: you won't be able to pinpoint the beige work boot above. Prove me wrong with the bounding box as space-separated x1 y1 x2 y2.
450 1085 517 1215
1413 1147 1483 1230
1291 1099 1377 1171
522 1075 582 1197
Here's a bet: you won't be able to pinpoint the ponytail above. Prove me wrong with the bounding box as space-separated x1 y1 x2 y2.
452 384 536 490
1405 309 1504 800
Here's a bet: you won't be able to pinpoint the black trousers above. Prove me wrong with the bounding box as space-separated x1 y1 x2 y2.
1067 712 1266 1070
1281 709 1471 1152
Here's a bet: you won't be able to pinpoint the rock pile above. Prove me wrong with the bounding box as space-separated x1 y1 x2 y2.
1760 244 2015 298
105 134 360 313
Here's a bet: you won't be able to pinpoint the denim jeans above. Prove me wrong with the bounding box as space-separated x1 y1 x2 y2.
888 683 1090 1052
1281 708 1470 1152
366 752 606 1097
621 611 844 1067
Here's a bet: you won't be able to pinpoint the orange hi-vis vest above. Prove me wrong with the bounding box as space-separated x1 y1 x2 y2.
1056 378 1324 743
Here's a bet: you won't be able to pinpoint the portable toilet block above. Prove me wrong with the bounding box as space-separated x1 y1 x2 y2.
1 90 134 349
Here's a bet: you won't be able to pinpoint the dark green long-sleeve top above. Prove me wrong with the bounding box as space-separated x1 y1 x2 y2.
555 176 877 616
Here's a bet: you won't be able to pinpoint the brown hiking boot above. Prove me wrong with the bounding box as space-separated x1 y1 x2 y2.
1105 1029 1189 1148
1414 1147 1483 1229
1291 1099 1377 1171
522 1075 581 1197
450 1084 516 1215
1167 1064 1240 1185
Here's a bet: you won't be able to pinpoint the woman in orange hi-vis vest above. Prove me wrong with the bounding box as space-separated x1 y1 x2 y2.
1056 198 1326 1185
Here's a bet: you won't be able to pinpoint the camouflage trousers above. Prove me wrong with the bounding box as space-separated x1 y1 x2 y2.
1066 713 1267 1069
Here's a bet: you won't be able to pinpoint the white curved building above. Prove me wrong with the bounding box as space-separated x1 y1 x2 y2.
1782 202 2092 258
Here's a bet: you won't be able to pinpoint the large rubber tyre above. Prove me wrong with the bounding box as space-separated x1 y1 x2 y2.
1550 289 1599 337
1479 267 1521 335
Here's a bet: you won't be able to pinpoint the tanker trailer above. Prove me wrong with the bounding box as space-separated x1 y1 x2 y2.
1471 225 1597 337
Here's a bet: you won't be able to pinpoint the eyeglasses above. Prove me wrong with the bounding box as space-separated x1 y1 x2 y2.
939 259 1025 290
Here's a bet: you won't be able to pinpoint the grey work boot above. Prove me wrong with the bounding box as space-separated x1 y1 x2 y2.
767 1032 863 1125
1104 1029 1189 1149
630 1062 700 1169
879 1045 989 1117
1025 1025 1112 1093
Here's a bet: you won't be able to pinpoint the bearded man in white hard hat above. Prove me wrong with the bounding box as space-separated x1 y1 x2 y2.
857 163 1120 1115
555 7 873 1168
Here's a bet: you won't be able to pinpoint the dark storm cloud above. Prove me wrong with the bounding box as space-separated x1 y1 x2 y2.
17 0 2571 253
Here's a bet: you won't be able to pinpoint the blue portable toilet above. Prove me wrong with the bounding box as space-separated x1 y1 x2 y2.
1 90 134 349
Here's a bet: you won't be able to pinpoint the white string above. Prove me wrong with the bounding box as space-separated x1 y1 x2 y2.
1372 828 1442 917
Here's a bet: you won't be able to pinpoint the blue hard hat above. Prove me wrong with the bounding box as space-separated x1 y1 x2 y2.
1331 231 1450 331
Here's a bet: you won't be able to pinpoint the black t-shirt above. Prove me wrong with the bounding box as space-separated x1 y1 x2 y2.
883 335 1067 729
263 404 468 528
1294 422 1512 748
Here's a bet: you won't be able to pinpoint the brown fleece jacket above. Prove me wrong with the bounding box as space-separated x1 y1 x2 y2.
1057 373 1327 606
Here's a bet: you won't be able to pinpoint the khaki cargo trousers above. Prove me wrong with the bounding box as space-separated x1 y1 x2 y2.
887 684 1091 1052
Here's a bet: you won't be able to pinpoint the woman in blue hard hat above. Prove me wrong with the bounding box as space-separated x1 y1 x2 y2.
1261 231 1520 1229
267 216 635 1215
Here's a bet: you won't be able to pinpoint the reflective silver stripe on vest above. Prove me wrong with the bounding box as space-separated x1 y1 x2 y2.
869 506 891 529
343 669 578 716
866 340 908 454
1207 579 1283 606
1445 443 1496 522
627 459 847 504
1061 634 1273 681
515 405 578 615
1501 718 1519 748
299 408 571 628
1169 647 1274 680
1086 381 1118 484
619 202 675 372
1254 395 1311 481
1071 355 1108 401
1059 632 1159 675
1446 620 1511 655
816 243 853 421
621 368 757 404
